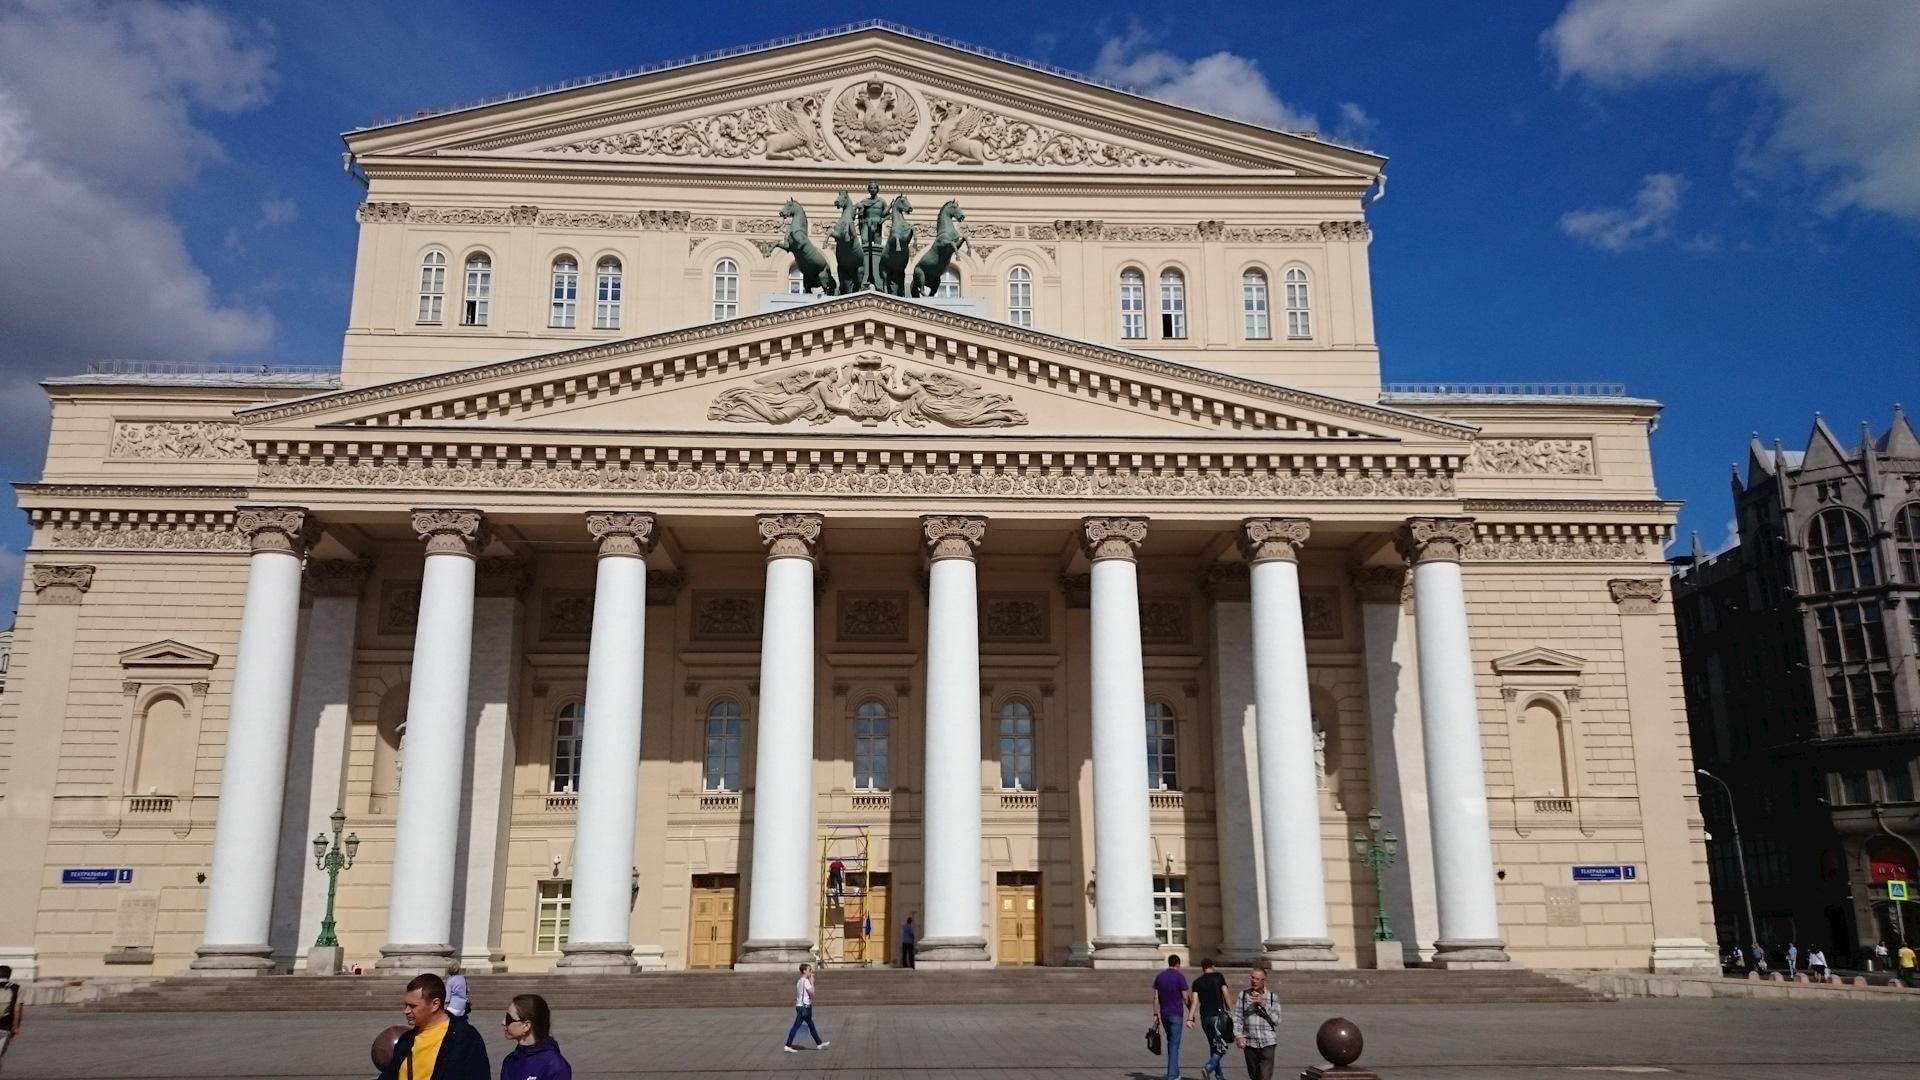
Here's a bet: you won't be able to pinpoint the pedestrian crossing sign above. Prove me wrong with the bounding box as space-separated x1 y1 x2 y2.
1891 880 1910 901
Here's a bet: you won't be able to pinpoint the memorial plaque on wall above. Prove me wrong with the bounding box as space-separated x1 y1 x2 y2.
107 890 161 963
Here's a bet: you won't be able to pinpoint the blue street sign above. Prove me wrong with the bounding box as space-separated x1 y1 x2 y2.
61 867 130 885
1572 865 1626 882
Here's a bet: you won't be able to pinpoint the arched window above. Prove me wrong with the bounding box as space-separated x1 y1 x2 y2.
132 693 192 796
936 269 961 299
1006 265 1033 328
551 702 584 793
462 253 492 326
1119 269 1145 339
712 259 739 320
1807 508 1876 592
1895 503 1920 584
1159 269 1187 338
1146 701 1178 790
1512 698 1571 798
1242 269 1270 339
854 700 889 791
998 700 1035 790
1284 267 1311 339
703 699 743 791
788 268 806 295
417 250 447 324
549 256 578 328
594 257 622 329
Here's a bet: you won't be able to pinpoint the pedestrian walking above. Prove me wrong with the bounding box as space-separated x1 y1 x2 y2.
782 963 830 1053
1730 945 1745 973
1808 947 1827 982
377 972 491 1080
1149 954 1194 1080
1785 942 1798 978
1191 958 1232 1080
1874 940 1891 971
1234 966 1281 1080
446 964 470 1018
901 915 916 969
0 965 23 1075
1899 942 1917 987
1751 941 1768 973
499 994 571 1080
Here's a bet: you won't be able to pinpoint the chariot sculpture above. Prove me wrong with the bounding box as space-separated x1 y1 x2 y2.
777 185 967 299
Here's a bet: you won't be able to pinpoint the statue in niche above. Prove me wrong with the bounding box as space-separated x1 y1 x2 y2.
910 199 969 298
775 198 836 295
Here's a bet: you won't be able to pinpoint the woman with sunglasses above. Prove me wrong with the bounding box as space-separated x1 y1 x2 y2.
499 994 572 1080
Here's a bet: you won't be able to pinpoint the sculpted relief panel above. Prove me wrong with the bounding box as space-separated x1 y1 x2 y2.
111 422 250 460
916 96 1193 169
708 358 1027 429
548 92 833 161
1460 439 1595 476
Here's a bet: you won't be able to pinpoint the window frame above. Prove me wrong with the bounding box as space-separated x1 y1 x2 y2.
702 698 744 792
853 699 890 791
1806 507 1877 593
535 879 573 954
997 698 1036 791
462 251 492 327
550 700 584 794
1284 265 1312 339
1119 269 1146 340
416 249 448 325
1006 265 1034 328
549 255 579 329
1158 268 1187 339
712 258 740 321
1241 268 1271 340
1145 700 1179 791
1151 874 1187 946
594 256 622 330
1894 502 1920 584
936 269 961 299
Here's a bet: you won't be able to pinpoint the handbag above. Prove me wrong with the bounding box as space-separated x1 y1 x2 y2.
1146 1022 1162 1056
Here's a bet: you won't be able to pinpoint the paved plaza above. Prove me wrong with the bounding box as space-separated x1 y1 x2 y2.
6 1000 1918 1079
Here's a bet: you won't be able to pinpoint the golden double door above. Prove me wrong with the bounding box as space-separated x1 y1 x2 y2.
996 872 1041 966
688 874 739 969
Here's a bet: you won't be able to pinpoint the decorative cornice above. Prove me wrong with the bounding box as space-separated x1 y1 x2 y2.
1238 517 1310 564
1460 498 1680 515
30 508 246 552
1608 578 1666 613
16 484 252 501
1081 516 1147 561
31 564 95 603
305 559 371 599
586 511 658 559
922 515 986 561
1395 517 1476 565
411 509 489 557
235 506 317 555
1349 565 1406 604
1465 522 1669 563
758 512 824 559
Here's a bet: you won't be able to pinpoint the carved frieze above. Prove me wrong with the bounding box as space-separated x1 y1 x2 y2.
1139 595 1190 644
1460 439 1596 477
838 591 907 642
379 581 422 636
110 422 250 461
546 92 832 161
834 80 920 162
1464 539 1653 563
916 96 1192 168
692 590 762 641
1301 587 1343 640
45 525 246 551
981 593 1049 643
357 201 410 223
708 359 1026 429
542 589 595 639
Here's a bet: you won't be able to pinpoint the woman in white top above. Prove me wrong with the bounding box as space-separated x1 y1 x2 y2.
782 963 830 1052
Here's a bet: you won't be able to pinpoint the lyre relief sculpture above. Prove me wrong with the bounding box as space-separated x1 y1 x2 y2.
707 357 1026 428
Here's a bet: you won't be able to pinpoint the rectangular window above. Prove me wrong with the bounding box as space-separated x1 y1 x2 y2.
1120 277 1145 339
1152 875 1187 946
1840 771 1872 804
417 265 445 324
704 719 741 792
595 267 622 329
550 266 578 328
1242 279 1270 339
854 711 889 791
999 724 1034 790
1008 277 1033 329
1884 766 1915 803
535 880 572 953
1159 278 1186 339
463 266 490 326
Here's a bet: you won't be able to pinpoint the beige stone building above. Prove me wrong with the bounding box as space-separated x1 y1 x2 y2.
0 25 1716 979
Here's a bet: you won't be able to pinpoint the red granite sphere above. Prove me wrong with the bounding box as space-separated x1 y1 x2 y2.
1316 1017 1364 1067
372 1025 407 1070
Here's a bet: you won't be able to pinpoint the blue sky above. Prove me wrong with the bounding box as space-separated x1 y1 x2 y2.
2 0 1916 607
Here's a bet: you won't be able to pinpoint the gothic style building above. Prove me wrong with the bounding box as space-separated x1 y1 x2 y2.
0 25 1715 978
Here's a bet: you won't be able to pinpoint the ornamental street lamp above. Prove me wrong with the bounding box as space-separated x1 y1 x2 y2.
1353 807 1399 942
1696 769 1758 954
311 807 360 949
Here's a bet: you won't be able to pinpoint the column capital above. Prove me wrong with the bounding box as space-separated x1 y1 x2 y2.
411 509 489 558
757 513 824 560
1608 577 1665 614
922 515 987 561
586 512 657 559
1239 517 1311 564
31 564 95 605
1350 565 1408 604
1395 517 1476 565
1080 516 1147 562
236 506 318 555
304 559 370 600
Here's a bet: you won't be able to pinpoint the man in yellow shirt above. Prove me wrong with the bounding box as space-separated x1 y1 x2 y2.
377 973 491 1080
1899 943 1917 987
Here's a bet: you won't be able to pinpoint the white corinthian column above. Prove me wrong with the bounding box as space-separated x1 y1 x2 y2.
737 513 825 968
1397 517 1509 967
918 515 991 967
193 507 316 974
559 512 656 973
1082 517 1161 968
380 509 488 970
1240 518 1338 967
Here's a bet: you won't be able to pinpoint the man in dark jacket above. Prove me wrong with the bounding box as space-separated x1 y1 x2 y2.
378 972 490 1080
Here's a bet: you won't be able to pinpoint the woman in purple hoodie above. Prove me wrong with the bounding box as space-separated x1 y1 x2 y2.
499 994 572 1080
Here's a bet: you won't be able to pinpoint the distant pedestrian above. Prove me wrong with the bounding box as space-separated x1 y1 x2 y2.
1191 957 1232 1080
377 972 491 1080
1875 940 1891 971
447 964 470 1017
1785 942 1798 978
499 993 571 1080
783 963 829 1053
1149 954 1194 1080
1729 945 1744 973
1808 947 1827 982
1234 965 1281 1080
901 915 916 969
1899 942 1917 986
0 964 23 1074
1752 941 1768 973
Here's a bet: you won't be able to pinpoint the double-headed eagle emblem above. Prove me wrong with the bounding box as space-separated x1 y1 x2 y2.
834 80 919 163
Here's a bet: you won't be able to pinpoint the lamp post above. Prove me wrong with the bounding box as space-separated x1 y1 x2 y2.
311 807 360 950
1696 769 1758 954
1352 807 1399 942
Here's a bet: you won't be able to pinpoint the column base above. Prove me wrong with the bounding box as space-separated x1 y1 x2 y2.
733 938 817 970
456 949 506 974
1090 935 1164 968
555 941 636 973
1431 938 1510 969
913 937 992 968
1368 939 1406 970
1649 937 1719 974
187 944 275 976
304 945 346 975
1215 942 1269 967
1262 937 1342 969
633 944 668 972
377 943 456 972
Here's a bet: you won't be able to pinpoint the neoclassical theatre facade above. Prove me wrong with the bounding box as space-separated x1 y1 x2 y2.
0 26 1718 978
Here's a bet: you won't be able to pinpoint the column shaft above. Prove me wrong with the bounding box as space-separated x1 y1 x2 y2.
919 516 990 966
1205 580 1267 962
1083 518 1158 966
1355 569 1440 966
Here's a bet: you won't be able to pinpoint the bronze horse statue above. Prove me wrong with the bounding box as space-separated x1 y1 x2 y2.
911 199 968 298
830 192 862 294
879 194 915 296
776 199 836 296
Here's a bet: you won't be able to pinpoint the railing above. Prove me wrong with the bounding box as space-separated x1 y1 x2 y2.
849 792 891 811
544 793 578 813
1149 791 1185 811
1532 798 1574 814
1816 712 1920 741
700 791 742 811
126 795 174 814
85 359 339 379
1380 381 1632 400
998 791 1039 810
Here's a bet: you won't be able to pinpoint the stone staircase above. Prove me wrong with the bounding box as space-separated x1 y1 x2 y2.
86 966 1608 1012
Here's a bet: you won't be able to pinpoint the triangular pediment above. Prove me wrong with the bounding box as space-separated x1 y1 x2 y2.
119 640 219 671
344 27 1381 180
239 294 1472 453
1490 647 1587 679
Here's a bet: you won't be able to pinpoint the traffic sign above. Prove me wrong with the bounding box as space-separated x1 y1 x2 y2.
1891 880 1910 901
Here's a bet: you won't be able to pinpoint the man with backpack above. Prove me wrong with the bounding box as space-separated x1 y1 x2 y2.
1234 965 1281 1080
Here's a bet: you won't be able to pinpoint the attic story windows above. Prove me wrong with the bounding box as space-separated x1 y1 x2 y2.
417 250 447 324
463 253 492 326
1119 269 1146 339
1284 266 1312 339
550 256 579 329
1159 269 1187 339
713 258 740 320
1242 269 1270 339
1007 265 1033 329
595 257 622 330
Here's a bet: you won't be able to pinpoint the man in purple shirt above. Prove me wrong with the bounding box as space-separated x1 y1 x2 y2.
1150 954 1195 1080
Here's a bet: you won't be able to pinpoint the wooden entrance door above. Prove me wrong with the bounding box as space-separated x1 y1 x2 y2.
846 875 889 965
996 872 1041 966
688 874 739 969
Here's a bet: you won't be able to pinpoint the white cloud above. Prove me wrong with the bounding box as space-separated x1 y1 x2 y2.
1546 0 1920 222
1093 25 1320 133
1561 172 1688 251
257 197 298 228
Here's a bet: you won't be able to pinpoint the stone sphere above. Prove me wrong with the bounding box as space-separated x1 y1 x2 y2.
372 1025 407 1070
1315 1017 1364 1067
